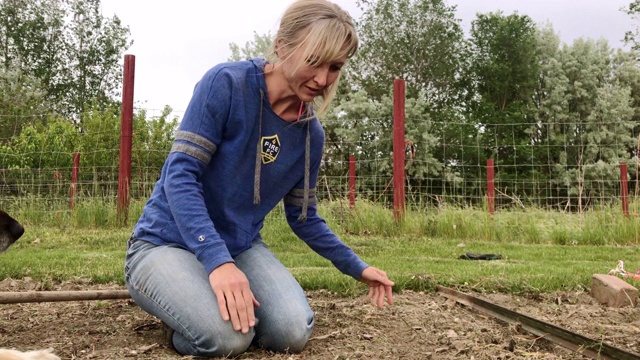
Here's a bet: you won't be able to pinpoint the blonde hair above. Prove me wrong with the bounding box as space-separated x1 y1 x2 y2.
267 0 358 116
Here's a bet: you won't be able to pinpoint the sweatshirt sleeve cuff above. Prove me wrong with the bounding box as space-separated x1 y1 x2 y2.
346 259 369 281
195 241 235 274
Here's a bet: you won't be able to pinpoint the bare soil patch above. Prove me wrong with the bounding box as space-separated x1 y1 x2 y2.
1 279 639 359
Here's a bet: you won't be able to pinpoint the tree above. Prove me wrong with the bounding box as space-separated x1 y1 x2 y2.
0 114 81 199
0 68 49 142
353 0 468 109
530 24 570 205
624 0 640 53
612 49 640 158
63 0 132 119
0 0 132 122
131 105 179 197
546 39 635 209
470 12 538 112
345 0 472 204
321 89 442 204
0 105 178 199
468 11 540 199
228 32 272 61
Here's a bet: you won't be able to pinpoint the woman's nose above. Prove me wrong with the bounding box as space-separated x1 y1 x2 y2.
313 66 329 87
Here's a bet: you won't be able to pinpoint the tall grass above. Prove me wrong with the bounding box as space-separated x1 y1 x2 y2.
317 199 640 246
1 196 145 229
3 197 638 246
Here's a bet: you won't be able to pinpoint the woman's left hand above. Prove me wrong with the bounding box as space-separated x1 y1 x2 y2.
360 266 394 308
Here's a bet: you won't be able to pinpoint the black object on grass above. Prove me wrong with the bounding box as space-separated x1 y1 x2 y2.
459 252 503 260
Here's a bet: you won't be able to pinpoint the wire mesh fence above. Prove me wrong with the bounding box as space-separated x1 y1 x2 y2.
0 106 638 228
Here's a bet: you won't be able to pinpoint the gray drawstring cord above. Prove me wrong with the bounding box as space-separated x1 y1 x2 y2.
298 113 311 222
254 90 264 205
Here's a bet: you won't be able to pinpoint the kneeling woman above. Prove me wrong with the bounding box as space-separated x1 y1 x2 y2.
124 0 394 357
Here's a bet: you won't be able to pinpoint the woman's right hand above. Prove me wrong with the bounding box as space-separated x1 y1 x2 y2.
209 262 260 334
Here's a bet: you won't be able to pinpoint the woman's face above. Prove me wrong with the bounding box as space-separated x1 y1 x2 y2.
281 45 347 102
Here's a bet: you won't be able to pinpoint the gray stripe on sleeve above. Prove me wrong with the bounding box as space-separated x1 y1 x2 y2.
170 143 212 164
175 130 217 154
289 188 317 197
284 195 317 207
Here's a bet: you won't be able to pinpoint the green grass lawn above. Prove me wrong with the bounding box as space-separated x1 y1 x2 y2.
2 204 639 296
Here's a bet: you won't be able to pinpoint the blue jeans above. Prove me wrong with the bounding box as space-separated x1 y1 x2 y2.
124 236 315 357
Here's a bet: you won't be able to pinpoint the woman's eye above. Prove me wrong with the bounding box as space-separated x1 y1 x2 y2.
305 57 320 66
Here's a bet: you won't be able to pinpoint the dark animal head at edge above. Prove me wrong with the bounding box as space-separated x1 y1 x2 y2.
0 210 24 253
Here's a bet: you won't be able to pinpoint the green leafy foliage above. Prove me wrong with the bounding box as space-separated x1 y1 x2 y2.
0 69 49 141
0 106 177 201
624 0 640 52
322 90 442 203
228 31 272 61
2 0 640 214
0 0 132 122
468 12 540 196
219 3 640 210
535 37 637 208
353 0 468 109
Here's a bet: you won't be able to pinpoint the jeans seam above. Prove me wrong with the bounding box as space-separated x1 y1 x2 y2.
128 279 216 353
126 241 219 354
125 239 224 352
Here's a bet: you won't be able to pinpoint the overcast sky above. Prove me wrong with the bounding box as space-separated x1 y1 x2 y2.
99 0 636 114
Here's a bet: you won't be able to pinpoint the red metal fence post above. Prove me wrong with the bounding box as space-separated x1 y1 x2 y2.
393 79 406 221
620 162 629 218
349 155 356 209
117 54 135 224
487 159 495 216
69 152 80 210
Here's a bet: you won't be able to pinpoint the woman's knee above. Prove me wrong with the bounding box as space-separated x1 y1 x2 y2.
177 326 254 357
257 312 315 353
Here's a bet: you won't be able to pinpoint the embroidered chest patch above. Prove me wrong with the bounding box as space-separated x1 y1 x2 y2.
261 135 280 164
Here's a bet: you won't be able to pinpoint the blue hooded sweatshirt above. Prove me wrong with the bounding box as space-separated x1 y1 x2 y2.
133 58 368 280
